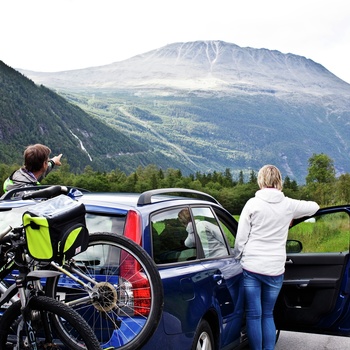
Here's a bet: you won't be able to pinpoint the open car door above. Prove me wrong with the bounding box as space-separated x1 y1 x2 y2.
274 205 350 336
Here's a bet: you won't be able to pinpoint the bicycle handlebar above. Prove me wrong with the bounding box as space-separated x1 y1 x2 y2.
1 185 88 201
21 185 69 200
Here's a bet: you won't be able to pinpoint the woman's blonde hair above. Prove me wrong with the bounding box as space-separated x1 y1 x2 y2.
257 165 283 190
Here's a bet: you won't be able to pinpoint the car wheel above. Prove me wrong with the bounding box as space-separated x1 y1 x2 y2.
191 320 214 350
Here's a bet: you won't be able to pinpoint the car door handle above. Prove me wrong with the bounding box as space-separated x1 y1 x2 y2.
285 259 294 264
213 274 223 285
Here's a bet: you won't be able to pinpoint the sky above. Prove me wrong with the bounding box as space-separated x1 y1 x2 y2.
2 0 350 83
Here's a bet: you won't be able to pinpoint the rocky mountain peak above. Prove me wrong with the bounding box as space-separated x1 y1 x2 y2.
20 40 350 97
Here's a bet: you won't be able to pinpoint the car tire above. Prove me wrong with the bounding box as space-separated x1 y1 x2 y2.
191 319 214 350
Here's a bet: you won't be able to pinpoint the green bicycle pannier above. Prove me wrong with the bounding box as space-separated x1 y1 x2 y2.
23 194 89 263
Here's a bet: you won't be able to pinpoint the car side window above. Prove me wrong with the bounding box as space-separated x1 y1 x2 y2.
288 211 350 253
216 219 235 248
151 208 196 264
191 207 230 258
213 209 238 249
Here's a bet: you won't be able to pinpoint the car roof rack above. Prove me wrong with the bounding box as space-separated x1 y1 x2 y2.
137 188 221 206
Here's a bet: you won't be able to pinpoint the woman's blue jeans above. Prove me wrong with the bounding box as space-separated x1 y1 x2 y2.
243 269 283 350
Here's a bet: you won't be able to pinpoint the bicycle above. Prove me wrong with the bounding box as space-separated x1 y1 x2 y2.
0 223 102 350
1 185 164 350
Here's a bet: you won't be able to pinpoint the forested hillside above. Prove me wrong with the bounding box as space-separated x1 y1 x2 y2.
0 61 191 173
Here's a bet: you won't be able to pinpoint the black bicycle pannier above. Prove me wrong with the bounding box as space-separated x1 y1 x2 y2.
23 195 89 263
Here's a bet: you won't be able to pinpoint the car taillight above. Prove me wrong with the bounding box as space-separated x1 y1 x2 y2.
120 210 151 316
123 210 142 245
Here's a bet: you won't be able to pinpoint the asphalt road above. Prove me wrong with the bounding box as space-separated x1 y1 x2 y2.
275 331 350 349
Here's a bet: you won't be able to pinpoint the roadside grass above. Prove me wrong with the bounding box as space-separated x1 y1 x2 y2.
287 212 349 253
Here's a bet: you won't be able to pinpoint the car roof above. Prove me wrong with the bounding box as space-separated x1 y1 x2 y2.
78 188 223 213
0 187 224 216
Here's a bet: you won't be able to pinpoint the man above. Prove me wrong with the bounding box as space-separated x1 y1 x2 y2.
3 144 62 195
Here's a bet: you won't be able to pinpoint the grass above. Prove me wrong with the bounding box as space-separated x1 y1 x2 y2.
288 212 349 253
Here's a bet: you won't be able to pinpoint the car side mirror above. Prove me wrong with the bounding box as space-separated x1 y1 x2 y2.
286 239 302 253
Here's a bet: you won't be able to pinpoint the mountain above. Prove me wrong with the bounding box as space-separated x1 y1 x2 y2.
0 60 191 174
18 40 350 183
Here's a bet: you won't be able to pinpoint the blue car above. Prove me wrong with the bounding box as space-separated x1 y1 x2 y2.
1 187 350 349
78 188 246 350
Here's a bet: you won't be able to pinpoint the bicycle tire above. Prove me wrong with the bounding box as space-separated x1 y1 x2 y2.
46 232 164 350
0 295 101 350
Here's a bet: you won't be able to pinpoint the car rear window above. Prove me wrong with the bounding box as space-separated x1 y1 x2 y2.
0 206 34 232
85 213 126 234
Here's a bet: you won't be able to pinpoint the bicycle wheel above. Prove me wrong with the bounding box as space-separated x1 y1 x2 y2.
0 295 101 350
46 232 164 350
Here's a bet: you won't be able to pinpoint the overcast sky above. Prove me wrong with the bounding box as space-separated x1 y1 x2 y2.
2 0 350 83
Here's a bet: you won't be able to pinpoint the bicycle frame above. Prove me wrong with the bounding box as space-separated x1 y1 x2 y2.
0 225 63 349
49 261 98 307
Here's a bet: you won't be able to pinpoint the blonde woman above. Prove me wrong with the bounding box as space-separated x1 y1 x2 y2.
234 165 319 350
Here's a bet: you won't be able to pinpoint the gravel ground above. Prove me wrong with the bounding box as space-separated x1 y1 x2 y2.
275 331 350 349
